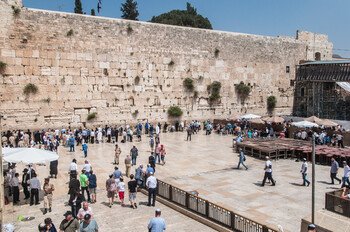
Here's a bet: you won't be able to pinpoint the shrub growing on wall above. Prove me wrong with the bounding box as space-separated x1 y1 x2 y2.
207 81 222 104
12 6 21 17
183 78 194 92
235 81 251 102
167 106 183 117
87 112 97 121
23 83 38 96
0 61 7 74
267 96 277 113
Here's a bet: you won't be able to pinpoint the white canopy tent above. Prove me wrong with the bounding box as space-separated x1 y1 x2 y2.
240 114 261 120
2 147 58 164
291 121 319 128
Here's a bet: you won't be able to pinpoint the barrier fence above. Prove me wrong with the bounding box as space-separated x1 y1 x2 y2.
325 190 350 218
156 179 277 232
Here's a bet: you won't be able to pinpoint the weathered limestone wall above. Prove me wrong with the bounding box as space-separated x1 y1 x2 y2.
0 1 333 129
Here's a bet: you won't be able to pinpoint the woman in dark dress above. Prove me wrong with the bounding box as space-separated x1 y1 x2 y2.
49 160 58 178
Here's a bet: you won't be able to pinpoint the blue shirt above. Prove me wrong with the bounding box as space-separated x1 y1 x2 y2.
82 143 88 151
146 167 154 174
88 174 97 188
113 170 122 179
330 161 339 173
148 217 166 232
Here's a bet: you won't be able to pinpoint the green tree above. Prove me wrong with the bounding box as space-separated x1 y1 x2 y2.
91 8 95 16
121 0 139 20
74 0 83 14
150 2 212 29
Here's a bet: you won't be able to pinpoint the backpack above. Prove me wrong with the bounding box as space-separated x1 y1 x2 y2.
109 182 117 192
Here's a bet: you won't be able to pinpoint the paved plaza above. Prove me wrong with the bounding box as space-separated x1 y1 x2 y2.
3 131 344 231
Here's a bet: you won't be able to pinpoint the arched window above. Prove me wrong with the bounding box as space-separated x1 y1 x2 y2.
315 52 321 61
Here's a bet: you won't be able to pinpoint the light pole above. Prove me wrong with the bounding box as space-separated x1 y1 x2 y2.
0 115 4 227
311 134 316 224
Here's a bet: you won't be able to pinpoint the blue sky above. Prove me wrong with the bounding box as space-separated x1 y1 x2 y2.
23 0 350 57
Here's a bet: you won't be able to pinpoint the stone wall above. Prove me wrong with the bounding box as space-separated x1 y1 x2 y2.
0 0 333 129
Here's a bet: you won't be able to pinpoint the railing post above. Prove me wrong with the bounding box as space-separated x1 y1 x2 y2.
262 225 269 232
169 185 172 201
230 211 235 230
205 200 210 218
186 192 189 209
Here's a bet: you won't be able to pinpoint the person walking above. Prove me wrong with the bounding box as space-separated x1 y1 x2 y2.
261 156 275 186
43 177 55 214
146 172 157 207
155 144 161 164
330 157 341 184
186 126 192 141
125 155 132 177
135 164 144 187
69 159 78 181
59 211 80 232
29 173 41 205
80 170 91 202
114 144 121 165
82 142 88 158
10 173 20 204
22 168 30 200
69 191 83 218
106 174 117 208
237 148 248 170
80 214 98 232
160 144 167 165
342 161 350 188
88 170 97 204
130 145 138 166
148 209 166 232
300 158 310 186
68 135 75 152
128 174 138 209
50 160 58 179
68 175 80 202
117 177 126 206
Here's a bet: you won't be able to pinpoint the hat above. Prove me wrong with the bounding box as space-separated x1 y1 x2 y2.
149 172 153 175
23 168 28 173
307 224 316 229
84 214 91 220
44 177 50 180
303 158 306 161
63 211 73 217
155 209 161 213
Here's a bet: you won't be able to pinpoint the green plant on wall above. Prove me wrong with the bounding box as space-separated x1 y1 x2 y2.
235 81 251 102
183 78 194 92
193 90 198 99
0 61 7 74
87 112 97 121
67 29 74 37
207 81 221 104
132 109 139 118
23 83 38 96
134 76 140 84
12 6 21 17
267 95 277 113
167 106 183 117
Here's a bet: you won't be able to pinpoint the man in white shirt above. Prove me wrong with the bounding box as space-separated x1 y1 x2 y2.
77 201 94 220
69 159 78 180
300 158 310 186
342 161 350 188
261 156 275 186
28 173 41 205
146 172 157 206
83 160 92 174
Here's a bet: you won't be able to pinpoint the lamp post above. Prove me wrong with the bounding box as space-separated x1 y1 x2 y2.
311 134 316 224
0 115 4 227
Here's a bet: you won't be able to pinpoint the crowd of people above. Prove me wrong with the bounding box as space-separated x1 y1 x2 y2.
1 118 349 232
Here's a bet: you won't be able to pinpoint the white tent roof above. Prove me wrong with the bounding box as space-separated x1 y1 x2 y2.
2 148 59 164
291 121 319 128
240 114 261 120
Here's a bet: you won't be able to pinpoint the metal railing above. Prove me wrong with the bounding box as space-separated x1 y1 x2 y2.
155 179 277 232
325 190 350 218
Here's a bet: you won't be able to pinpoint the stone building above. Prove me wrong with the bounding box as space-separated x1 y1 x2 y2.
0 0 333 129
294 60 350 120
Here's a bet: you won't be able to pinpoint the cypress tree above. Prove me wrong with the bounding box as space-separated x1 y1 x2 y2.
91 8 96 16
74 0 83 14
121 0 139 20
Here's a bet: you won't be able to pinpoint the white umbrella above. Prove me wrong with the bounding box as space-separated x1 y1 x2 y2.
291 121 319 128
2 147 59 164
240 114 261 120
